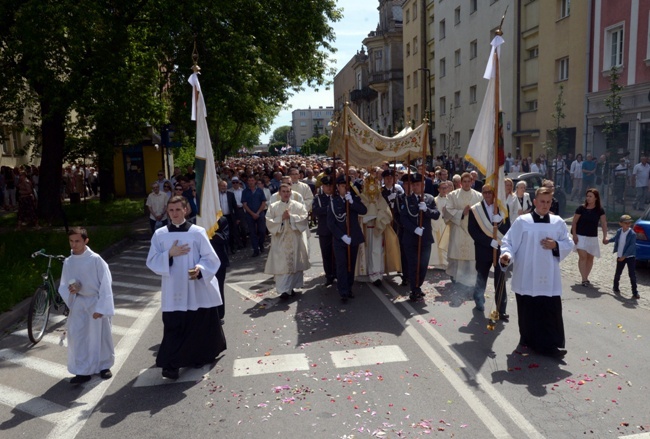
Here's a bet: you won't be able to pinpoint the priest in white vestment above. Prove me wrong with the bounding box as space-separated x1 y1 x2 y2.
500 187 574 358
264 183 311 298
59 227 115 383
146 196 227 380
443 172 482 286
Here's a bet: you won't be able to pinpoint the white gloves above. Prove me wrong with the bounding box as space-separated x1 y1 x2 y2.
414 227 424 236
418 202 427 211
490 239 499 249
387 193 397 201
342 235 352 245
345 192 353 204
493 214 503 223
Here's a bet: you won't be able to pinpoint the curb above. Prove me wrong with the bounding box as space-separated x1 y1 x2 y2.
0 220 151 336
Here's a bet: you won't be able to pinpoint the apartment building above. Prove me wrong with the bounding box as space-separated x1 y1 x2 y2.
290 107 335 149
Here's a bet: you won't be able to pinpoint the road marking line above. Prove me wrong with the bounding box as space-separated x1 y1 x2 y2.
233 353 309 377
112 281 158 291
109 269 160 281
12 322 127 345
121 249 149 256
329 345 408 368
228 282 279 307
0 384 69 424
133 365 212 387
619 434 650 439
114 308 144 318
373 282 544 439
113 293 152 303
45 292 161 439
0 348 69 380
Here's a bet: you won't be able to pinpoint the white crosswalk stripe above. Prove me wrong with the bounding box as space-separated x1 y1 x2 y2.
0 384 69 424
117 256 145 261
0 348 70 380
112 281 158 291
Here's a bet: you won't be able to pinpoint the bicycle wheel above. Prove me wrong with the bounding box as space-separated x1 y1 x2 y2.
28 286 51 344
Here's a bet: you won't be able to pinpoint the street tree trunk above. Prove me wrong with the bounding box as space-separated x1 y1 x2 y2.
37 105 66 223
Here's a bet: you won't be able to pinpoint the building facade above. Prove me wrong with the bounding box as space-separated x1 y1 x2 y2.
290 107 335 149
586 0 650 161
434 0 515 160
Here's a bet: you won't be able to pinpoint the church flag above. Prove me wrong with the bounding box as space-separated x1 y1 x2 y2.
189 72 221 238
465 34 508 218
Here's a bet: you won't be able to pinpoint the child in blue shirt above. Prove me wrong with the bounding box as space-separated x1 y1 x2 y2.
606 214 639 299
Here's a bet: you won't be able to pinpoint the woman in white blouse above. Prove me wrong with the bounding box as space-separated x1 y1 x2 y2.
507 180 533 223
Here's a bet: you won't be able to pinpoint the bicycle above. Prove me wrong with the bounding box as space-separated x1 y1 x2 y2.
28 249 68 344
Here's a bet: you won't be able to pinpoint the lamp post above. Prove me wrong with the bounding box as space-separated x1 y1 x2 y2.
419 67 434 161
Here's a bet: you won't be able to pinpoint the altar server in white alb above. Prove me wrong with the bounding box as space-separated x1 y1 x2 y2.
264 183 311 299
58 227 115 384
147 196 227 380
500 187 574 358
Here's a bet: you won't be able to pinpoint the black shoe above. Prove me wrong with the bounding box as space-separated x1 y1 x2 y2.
450 276 456 284
251 251 260 257
290 289 297 296
70 375 91 384
220 319 225 325
162 368 180 380
541 348 567 358
401 279 409 286
632 293 640 299
613 288 621 294
279 292 291 299
348 292 355 299
100 369 112 379
324 278 334 287
500 313 510 322
340 295 348 303
409 292 420 301
259 246 265 253
372 279 382 286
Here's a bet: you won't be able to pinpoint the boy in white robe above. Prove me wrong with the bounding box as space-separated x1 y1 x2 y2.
147 196 227 380
59 227 115 384
265 183 310 298
500 187 574 358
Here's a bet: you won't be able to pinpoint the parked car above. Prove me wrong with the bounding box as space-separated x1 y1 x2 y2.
505 171 567 217
389 163 418 174
633 210 650 263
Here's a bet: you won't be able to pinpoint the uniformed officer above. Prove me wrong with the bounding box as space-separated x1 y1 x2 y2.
312 175 336 286
396 173 411 286
399 173 440 301
327 175 368 302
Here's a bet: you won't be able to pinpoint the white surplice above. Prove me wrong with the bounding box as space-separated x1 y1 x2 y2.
59 247 115 376
264 199 311 292
429 195 449 268
146 224 222 312
500 213 574 296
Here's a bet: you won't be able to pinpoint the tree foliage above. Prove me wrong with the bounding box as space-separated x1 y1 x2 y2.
301 134 329 155
602 66 624 153
0 0 340 220
549 84 568 155
270 126 292 144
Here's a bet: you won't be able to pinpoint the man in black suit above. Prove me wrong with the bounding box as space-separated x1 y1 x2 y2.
312 175 336 286
470 170 484 192
399 173 440 301
468 184 510 319
327 175 367 302
219 180 240 253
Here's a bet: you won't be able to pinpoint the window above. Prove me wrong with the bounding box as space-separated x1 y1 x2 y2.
440 133 447 150
440 97 447 115
454 131 461 148
559 0 570 19
413 2 417 19
440 19 446 39
413 70 418 87
440 58 446 77
606 25 624 69
470 0 477 13
557 57 569 80
527 46 539 59
470 40 478 59
299 111 306 117
526 100 538 111
454 91 461 107
455 7 461 25
300 121 307 127
469 85 477 103
469 129 475 141
413 37 418 54
1 127 9 155
455 49 461 66
406 43 411 57
406 8 410 23
407 75 411 89
357 72 362 90
414 104 419 123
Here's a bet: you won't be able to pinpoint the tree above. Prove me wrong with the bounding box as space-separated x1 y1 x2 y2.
548 84 568 156
602 66 624 155
0 0 341 219
270 126 292 144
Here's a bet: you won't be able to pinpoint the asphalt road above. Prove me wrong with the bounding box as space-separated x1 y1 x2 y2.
0 229 649 439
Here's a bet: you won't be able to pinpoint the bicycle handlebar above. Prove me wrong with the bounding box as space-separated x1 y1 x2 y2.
31 249 66 262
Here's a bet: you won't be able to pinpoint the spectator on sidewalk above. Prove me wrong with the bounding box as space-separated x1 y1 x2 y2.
632 156 650 211
571 188 607 287
146 182 168 233
570 154 584 201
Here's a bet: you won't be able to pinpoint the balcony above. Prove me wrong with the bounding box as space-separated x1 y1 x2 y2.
350 87 378 103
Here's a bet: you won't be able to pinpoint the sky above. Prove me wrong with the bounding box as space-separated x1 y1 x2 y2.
263 0 379 143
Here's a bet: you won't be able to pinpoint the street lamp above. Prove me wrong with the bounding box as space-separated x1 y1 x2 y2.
419 67 434 161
